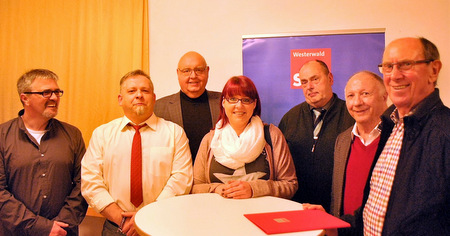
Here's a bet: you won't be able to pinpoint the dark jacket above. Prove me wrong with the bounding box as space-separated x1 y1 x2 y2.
153 90 221 128
279 94 354 211
346 89 450 236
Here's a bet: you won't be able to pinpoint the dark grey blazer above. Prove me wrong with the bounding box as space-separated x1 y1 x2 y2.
153 90 221 127
330 126 353 217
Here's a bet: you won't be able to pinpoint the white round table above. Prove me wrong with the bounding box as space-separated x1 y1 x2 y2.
135 193 324 236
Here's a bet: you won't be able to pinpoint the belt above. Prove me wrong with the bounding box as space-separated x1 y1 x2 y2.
107 219 120 228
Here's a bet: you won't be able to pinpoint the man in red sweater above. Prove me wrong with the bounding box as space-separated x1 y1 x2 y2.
330 71 388 218
303 71 387 223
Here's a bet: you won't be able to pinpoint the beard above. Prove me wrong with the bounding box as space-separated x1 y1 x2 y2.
133 106 147 116
42 109 57 119
43 102 58 119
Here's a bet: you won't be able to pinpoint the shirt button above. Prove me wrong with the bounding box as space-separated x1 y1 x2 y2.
43 195 47 199
42 174 46 177
41 154 44 157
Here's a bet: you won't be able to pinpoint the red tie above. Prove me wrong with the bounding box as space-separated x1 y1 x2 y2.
130 124 145 207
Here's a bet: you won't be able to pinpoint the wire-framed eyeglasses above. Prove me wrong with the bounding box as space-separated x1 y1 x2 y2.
378 59 433 73
178 66 208 76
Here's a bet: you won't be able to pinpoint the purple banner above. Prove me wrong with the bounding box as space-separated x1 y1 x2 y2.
243 31 385 125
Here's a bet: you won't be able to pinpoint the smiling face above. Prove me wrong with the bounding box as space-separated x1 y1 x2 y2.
118 75 155 124
382 38 441 117
299 61 334 108
222 95 257 134
177 51 209 98
345 72 387 129
22 77 61 119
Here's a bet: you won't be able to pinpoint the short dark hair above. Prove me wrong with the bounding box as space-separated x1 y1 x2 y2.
419 37 440 61
419 37 440 86
300 60 330 75
314 60 330 74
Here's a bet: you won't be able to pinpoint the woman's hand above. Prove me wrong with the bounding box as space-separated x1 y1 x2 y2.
222 180 253 199
214 184 226 195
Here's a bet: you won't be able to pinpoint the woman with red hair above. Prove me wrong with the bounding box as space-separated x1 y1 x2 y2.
192 76 298 199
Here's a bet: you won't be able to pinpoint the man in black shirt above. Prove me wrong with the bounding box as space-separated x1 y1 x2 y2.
154 51 221 161
0 69 87 235
279 60 354 211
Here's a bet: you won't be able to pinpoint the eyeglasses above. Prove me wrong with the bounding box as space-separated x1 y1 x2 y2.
178 66 208 76
225 97 254 105
378 59 433 73
24 90 64 98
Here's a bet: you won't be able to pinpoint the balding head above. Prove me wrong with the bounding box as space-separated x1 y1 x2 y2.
176 51 209 98
345 71 388 130
381 37 441 117
299 60 334 108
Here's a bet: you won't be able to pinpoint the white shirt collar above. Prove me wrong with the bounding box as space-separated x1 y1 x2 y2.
351 122 381 146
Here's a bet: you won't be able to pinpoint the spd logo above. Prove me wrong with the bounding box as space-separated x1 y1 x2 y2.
290 48 331 89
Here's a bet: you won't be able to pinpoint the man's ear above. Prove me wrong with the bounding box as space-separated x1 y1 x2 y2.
118 94 123 106
20 93 29 106
429 60 442 84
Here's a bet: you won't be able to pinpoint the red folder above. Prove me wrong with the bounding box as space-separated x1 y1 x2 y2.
244 210 350 234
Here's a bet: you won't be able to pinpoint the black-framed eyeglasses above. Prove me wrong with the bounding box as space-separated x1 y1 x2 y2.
177 66 208 76
378 59 433 74
23 90 64 98
225 97 254 105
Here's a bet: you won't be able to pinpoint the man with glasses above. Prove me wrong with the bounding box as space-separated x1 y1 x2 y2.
0 69 87 235
351 37 450 235
154 51 221 161
279 60 354 211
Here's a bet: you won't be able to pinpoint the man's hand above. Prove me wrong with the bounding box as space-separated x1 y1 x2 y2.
121 211 139 236
302 203 325 212
49 221 68 236
301 204 337 236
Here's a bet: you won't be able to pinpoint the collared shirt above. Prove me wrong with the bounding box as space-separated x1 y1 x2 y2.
0 111 87 236
310 97 334 138
81 114 193 213
363 109 407 235
351 122 381 146
309 96 334 123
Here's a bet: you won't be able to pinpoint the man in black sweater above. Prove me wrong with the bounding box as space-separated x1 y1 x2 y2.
154 51 221 161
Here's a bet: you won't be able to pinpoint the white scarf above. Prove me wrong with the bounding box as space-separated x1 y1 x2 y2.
211 116 266 170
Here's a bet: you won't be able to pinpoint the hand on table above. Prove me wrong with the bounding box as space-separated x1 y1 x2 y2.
219 180 253 199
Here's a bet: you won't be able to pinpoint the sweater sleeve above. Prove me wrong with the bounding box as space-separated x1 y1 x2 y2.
250 124 298 199
192 131 222 194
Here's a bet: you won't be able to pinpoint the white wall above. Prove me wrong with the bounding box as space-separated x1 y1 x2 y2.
149 0 450 106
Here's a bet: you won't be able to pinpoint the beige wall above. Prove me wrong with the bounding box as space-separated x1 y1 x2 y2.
149 0 450 106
